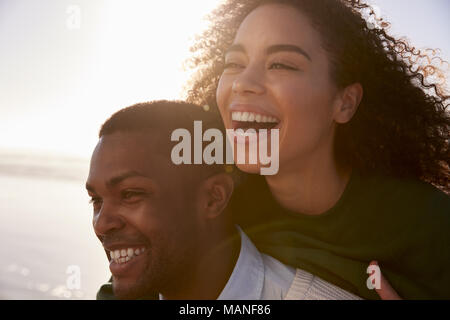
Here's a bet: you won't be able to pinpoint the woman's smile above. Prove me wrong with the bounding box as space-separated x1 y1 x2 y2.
217 4 341 174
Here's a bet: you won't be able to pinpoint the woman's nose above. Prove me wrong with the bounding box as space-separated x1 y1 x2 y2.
231 66 265 95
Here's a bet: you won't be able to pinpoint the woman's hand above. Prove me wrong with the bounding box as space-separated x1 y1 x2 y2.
369 261 402 300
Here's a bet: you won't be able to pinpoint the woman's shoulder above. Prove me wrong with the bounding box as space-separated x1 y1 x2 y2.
355 171 450 222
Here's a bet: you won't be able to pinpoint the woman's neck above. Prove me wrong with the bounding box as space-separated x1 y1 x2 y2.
265 151 351 216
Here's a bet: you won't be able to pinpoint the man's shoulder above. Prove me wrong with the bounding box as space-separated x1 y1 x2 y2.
96 280 116 300
260 253 296 299
96 277 158 300
234 227 296 299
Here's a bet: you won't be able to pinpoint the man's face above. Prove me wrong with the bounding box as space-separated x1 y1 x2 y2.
86 131 201 299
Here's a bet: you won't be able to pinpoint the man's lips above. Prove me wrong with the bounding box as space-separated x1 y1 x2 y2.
109 248 147 277
103 242 148 253
103 242 147 261
105 243 148 277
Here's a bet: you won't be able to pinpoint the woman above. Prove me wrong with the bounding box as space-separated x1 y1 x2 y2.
187 0 450 299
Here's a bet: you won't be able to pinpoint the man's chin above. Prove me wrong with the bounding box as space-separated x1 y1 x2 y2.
112 277 151 300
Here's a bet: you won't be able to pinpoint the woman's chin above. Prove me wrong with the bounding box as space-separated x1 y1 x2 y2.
235 162 264 175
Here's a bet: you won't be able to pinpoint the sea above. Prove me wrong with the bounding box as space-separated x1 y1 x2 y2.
0 151 110 299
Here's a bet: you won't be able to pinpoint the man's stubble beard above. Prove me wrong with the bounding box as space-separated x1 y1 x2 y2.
112 249 160 300
113 232 200 300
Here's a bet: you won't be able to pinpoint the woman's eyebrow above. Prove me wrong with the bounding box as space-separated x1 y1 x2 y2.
267 44 312 61
225 43 311 62
225 43 245 55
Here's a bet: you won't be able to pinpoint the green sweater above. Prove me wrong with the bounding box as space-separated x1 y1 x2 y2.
229 170 450 299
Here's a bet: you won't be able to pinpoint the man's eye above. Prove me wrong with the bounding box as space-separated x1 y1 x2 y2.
89 197 102 205
89 197 102 212
121 191 145 201
269 62 298 71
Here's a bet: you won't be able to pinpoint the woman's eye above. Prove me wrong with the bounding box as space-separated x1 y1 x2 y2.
223 62 243 70
269 62 298 71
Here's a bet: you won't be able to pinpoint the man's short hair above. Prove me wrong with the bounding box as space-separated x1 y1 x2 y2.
99 100 233 180
100 100 220 138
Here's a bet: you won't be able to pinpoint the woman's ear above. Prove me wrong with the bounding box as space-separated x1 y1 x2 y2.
334 82 363 124
197 173 234 220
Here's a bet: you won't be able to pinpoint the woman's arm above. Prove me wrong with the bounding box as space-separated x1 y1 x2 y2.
370 261 402 300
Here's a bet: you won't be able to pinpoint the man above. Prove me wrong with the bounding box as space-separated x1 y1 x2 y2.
87 100 361 299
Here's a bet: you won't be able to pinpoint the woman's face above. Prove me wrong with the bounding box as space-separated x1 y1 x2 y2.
216 4 343 175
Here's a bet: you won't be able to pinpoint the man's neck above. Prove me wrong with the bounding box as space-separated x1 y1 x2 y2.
160 225 240 300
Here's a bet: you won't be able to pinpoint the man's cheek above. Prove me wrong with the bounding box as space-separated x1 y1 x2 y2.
127 203 161 227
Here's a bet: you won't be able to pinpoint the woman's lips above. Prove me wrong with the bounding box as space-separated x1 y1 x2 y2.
231 111 279 124
229 109 281 130
229 103 280 120
228 120 281 145
228 103 280 133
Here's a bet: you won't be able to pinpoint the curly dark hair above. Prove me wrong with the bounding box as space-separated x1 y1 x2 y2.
185 0 450 192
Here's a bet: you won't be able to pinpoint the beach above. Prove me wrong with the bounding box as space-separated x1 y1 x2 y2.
0 153 110 299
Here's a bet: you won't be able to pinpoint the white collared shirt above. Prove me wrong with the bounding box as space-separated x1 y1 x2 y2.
217 226 296 300
160 226 362 300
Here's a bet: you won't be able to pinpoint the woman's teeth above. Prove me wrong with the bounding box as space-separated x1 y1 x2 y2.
232 111 279 124
110 247 146 264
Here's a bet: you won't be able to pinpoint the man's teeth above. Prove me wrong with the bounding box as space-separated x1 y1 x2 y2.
232 111 279 123
109 247 146 264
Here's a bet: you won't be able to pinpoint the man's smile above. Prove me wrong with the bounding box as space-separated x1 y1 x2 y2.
108 245 148 277
109 246 147 264
103 241 149 277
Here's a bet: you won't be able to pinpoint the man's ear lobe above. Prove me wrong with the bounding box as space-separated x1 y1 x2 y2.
334 82 363 124
200 173 234 220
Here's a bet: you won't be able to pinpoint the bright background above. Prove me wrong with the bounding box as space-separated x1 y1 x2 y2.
0 0 448 299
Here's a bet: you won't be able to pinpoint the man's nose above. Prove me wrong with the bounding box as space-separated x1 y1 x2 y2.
93 202 125 236
231 65 265 96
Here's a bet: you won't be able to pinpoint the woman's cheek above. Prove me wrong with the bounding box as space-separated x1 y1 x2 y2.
277 107 326 164
216 76 229 117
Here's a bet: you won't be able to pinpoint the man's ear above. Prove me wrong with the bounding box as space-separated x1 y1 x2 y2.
333 82 363 124
197 173 234 220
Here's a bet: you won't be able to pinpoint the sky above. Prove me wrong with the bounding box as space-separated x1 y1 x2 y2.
0 0 449 159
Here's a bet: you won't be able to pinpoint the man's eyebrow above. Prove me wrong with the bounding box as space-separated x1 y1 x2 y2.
107 170 151 187
267 44 312 61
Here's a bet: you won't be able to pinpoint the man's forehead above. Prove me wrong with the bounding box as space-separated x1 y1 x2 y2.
88 129 208 189
99 130 161 146
90 131 176 174
97 131 174 156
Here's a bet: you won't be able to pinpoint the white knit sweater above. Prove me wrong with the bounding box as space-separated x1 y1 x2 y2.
285 268 362 300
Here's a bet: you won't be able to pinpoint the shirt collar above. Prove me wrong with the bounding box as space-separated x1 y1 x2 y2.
159 226 265 300
217 226 264 300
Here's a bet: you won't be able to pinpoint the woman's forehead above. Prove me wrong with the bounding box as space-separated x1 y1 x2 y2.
232 4 321 53
235 4 318 42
